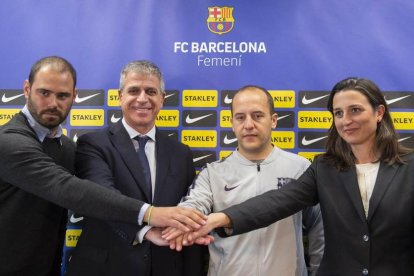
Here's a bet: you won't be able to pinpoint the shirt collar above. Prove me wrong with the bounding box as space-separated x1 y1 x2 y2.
22 105 63 142
122 118 156 141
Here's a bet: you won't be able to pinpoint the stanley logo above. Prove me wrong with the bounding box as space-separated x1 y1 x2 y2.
269 90 295 108
183 110 217 127
182 130 217 148
298 131 329 149
299 91 330 108
298 152 324 163
74 90 104 106
156 110 179 127
192 150 217 168
70 109 104 126
65 229 82 247
271 131 295 149
221 90 236 107
0 89 25 105
0 109 20 125
107 89 120 107
390 112 413 130
182 90 218 107
220 151 232 160
220 130 237 147
220 110 232 128
298 111 332 129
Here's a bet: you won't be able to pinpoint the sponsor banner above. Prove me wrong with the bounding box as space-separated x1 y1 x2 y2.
0 108 20 125
221 90 237 107
0 89 25 106
62 128 68 136
107 89 119 107
156 109 179 127
158 129 179 140
383 91 414 108
276 111 295 128
298 131 329 149
192 150 217 168
220 130 237 148
107 109 122 125
67 210 84 226
220 150 233 160
390 112 414 130
298 151 324 163
164 90 180 107
70 109 105 126
182 110 217 127
69 129 100 143
298 111 332 129
74 89 104 106
271 131 295 149
299 91 330 108
181 130 217 148
220 110 232 128
182 90 218 107
397 132 414 148
65 229 82 247
269 90 295 108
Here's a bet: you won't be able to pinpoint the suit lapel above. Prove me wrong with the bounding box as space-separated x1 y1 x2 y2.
153 130 170 203
367 162 399 221
109 121 152 202
341 166 367 222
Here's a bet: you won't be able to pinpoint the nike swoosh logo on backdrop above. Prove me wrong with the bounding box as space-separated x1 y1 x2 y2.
185 113 213 124
164 93 175 99
75 92 101 103
224 184 239 191
301 136 328 146
1 93 24 103
224 95 233 104
70 214 84 223
223 135 238 144
301 94 329 105
73 134 79 143
398 136 411 142
384 95 411 105
193 154 212 163
277 114 291 121
111 114 121 123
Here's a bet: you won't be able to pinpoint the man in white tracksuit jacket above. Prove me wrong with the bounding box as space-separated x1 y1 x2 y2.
180 85 324 276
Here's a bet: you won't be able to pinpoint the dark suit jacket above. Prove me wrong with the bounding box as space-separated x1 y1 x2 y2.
221 153 414 276
0 113 144 275
66 121 206 276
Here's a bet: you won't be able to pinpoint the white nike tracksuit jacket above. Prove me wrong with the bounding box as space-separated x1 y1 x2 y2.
180 147 324 276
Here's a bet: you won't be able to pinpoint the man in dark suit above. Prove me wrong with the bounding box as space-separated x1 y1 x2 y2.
66 60 207 276
0 56 206 276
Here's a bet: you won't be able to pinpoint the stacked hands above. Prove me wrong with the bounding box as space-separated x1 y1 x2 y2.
143 206 229 250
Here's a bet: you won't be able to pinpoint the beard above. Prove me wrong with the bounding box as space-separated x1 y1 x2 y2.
27 98 71 129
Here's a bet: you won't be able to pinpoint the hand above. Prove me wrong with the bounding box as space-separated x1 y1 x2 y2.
145 206 207 233
144 227 169 246
167 231 215 252
187 212 231 242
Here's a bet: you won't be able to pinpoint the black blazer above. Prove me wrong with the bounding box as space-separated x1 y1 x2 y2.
67 121 206 276
222 153 414 276
0 113 144 275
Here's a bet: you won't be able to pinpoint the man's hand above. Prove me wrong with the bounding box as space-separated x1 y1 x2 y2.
187 212 231 242
144 228 169 246
144 206 207 233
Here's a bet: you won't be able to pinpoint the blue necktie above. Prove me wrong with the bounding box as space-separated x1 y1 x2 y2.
135 136 152 202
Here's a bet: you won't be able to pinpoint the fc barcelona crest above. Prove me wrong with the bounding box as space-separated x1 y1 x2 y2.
207 6 235 35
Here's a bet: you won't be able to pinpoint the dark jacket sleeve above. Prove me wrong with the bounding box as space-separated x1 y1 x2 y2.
0 123 143 224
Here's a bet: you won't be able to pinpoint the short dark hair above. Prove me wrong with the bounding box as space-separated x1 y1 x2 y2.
323 77 412 169
28 56 77 88
231 85 274 115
